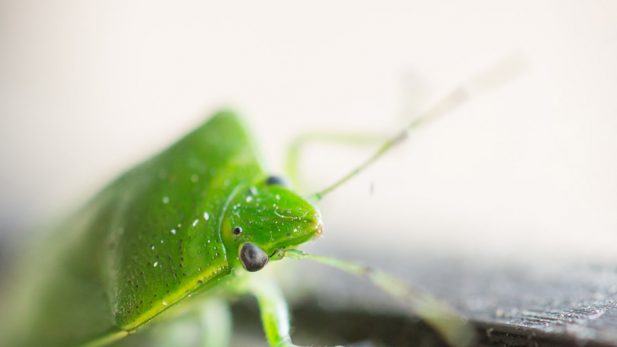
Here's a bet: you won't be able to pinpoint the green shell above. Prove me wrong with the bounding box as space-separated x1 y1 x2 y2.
2 111 321 347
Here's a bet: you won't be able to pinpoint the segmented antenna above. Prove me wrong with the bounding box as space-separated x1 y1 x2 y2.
310 55 527 201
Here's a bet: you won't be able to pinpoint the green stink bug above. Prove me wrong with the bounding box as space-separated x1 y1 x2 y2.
0 58 523 347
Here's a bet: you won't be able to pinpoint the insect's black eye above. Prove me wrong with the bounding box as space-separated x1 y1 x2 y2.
265 175 287 186
239 243 268 272
232 226 243 235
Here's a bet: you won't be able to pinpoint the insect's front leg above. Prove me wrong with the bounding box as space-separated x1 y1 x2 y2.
285 250 476 347
199 298 232 347
285 131 387 189
248 278 301 347
148 297 232 347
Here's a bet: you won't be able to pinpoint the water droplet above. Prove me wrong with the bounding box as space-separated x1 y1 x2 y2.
293 228 298 233
162 301 168 306
275 194 280 200
162 196 170 204
160 239 164 244
153 261 159 267
207 239 211 244
151 245 155 250
170 229 176 235
192 219 199 227
246 196 253 203
203 212 210 221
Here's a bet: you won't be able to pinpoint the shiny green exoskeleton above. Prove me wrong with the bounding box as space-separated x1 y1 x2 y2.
1 112 323 347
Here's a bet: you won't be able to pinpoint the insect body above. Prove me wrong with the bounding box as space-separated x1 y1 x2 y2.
1 112 322 347
1 58 522 347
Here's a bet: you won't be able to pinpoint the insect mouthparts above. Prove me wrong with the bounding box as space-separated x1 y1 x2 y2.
315 221 324 237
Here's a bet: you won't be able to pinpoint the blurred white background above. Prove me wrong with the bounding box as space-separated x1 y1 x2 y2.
1 1 616 263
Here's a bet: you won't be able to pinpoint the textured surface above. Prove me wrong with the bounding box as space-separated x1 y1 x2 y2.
275 247 617 346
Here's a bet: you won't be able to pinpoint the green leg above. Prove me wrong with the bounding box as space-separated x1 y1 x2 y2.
285 131 387 190
150 298 232 347
284 249 476 347
249 279 301 347
200 298 232 347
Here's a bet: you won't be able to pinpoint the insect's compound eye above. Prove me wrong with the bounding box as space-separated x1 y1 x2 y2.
265 175 287 186
239 242 268 272
232 226 243 235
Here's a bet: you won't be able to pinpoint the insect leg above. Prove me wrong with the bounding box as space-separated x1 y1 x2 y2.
200 298 232 347
285 132 387 190
248 278 302 347
284 249 476 347
144 298 231 347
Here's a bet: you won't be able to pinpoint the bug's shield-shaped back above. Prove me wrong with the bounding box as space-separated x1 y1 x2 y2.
2 111 269 347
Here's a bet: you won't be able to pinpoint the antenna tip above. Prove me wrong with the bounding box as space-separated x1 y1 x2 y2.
468 53 529 93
